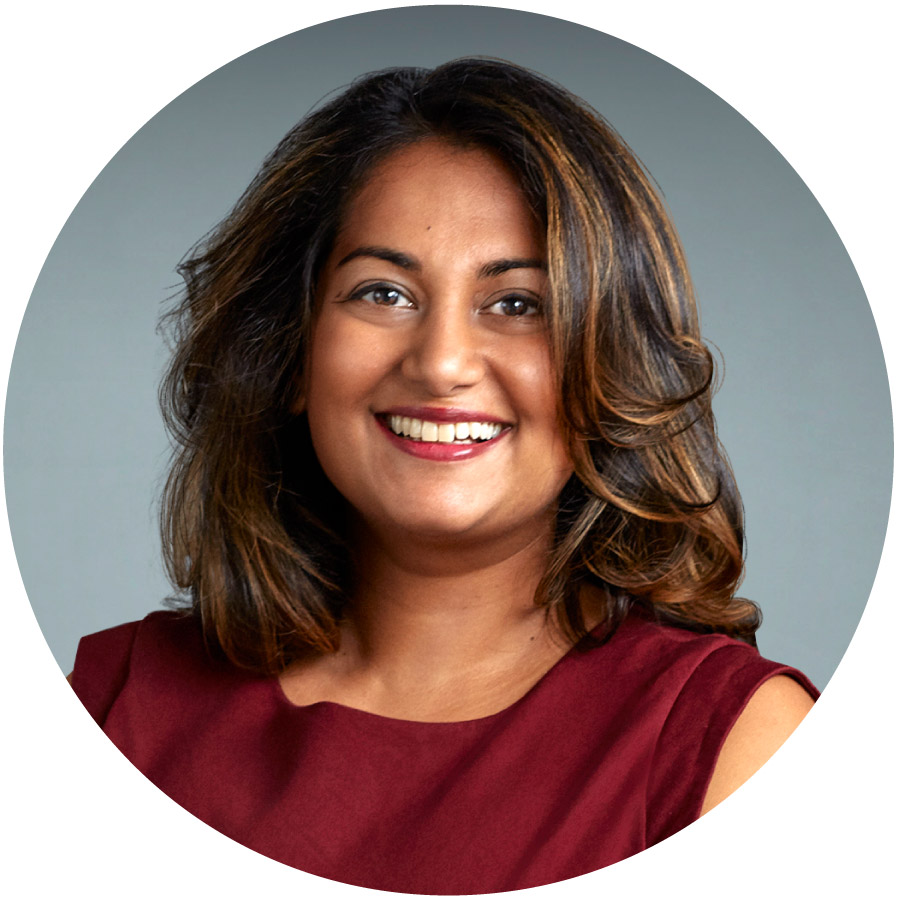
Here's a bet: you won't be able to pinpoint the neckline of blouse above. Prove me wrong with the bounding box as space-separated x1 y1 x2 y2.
267 617 628 729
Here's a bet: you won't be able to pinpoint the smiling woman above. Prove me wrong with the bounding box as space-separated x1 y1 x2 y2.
68 59 816 893
303 141 570 546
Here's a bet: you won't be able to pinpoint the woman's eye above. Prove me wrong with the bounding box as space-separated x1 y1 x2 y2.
486 294 542 318
351 284 414 308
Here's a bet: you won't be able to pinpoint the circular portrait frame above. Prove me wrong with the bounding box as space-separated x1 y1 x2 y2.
3 2 896 896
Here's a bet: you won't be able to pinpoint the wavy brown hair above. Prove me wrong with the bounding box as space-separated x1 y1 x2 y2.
160 58 759 674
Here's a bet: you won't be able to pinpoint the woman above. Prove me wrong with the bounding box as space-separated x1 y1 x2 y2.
70 58 816 893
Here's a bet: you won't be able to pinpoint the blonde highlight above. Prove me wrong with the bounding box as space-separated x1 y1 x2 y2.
160 58 757 675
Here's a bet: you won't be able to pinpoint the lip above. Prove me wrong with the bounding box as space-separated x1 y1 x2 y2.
378 406 510 425
374 414 510 461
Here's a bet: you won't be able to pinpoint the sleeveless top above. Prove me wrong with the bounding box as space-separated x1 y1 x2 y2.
70 610 817 893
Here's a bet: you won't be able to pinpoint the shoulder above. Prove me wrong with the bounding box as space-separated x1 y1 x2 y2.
611 615 818 741
593 614 785 689
75 609 200 671
609 615 818 842
701 674 815 813
571 615 818 750
69 610 203 725
606 614 815 686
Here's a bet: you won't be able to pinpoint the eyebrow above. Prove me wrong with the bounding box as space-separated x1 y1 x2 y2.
477 258 545 278
337 246 420 271
336 245 545 278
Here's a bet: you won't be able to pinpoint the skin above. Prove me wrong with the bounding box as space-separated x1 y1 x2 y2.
287 140 813 804
700 674 813 814
301 140 571 548
286 139 578 720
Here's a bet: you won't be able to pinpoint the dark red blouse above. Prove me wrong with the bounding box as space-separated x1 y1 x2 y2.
71 610 817 893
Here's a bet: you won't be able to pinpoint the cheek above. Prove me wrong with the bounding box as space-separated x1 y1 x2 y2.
304 322 355 474
306 316 375 415
532 357 570 468
506 338 559 427
500 341 571 485
303 315 396 490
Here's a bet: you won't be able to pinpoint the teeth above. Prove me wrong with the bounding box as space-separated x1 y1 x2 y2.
385 416 504 443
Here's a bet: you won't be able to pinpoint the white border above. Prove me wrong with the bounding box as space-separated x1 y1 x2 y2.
3 2 895 896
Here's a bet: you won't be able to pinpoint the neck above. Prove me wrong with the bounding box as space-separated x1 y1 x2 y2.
280 514 582 721
344 516 562 677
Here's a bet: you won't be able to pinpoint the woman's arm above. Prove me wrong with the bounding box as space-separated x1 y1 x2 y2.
700 674 815 814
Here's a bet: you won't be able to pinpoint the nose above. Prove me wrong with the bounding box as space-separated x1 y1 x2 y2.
400 302 486 396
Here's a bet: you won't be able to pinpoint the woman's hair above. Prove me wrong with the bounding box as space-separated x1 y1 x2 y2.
160 57 760 674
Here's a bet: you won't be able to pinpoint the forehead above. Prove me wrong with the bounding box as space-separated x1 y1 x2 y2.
333 140 543 259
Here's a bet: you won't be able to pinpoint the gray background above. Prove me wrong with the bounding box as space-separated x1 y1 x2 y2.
4 6 890 687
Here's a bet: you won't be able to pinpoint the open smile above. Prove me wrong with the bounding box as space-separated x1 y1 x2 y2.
375 409 511 461
387 414 503 444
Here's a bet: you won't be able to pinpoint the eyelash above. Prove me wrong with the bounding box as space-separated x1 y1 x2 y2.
349 283 415 308
348 283 542 318
484 294 542 318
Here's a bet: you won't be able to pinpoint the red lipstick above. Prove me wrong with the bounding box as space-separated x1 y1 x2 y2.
375 411 510 461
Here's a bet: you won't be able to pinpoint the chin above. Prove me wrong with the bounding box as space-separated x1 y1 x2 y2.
379 509 492 542
365 499 554 552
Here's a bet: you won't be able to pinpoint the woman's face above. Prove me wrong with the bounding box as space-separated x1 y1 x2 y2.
303 139 572 547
